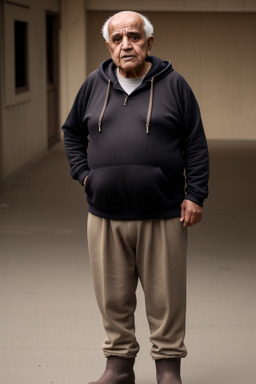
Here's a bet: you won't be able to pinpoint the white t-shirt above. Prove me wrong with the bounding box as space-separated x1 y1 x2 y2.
116 68 144 95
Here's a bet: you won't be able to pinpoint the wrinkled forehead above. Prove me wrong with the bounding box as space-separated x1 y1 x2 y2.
108 13 145 37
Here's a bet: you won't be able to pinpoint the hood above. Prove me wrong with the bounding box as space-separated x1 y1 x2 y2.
97 55 174 85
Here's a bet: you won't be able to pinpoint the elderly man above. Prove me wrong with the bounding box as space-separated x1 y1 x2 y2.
62 10 209 384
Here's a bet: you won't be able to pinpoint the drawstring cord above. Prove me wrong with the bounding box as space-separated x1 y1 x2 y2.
98 79 111 133
98 77 154 134
145 77 154 134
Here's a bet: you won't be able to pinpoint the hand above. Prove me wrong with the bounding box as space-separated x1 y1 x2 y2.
180 199 202 228
83 175 88 187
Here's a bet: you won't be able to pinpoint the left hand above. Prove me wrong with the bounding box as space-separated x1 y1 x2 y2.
180 199 203 228
83 175 89 187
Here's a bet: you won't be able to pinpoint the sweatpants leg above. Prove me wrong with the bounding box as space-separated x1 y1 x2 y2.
87 213 140 358
87 213 187 359
135 218 188 359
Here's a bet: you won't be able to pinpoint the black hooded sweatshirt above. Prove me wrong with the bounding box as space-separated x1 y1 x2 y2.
62 56 209 220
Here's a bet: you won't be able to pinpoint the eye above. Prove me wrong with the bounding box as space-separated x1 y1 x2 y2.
129 34 139 41
112 36 121 43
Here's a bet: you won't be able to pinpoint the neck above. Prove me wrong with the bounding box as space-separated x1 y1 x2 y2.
119 62 152 79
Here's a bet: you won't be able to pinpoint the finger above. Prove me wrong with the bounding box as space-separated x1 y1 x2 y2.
189 212 202 227
83 175 89 186
180 205 185 222
183 211 191 227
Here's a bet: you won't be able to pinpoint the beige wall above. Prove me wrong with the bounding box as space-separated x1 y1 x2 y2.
1 0 256 185
86 11 256 140
1 0 60 181
86 0 256 12
1 0 87 184
60 0 86 126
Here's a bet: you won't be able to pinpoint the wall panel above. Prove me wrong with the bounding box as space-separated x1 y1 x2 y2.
87 11 256 140
1 0 60 181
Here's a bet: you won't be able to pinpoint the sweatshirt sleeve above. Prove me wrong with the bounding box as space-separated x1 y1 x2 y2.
180 80 209 206
62 82 90 185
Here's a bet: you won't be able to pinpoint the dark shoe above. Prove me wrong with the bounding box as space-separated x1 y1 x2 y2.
89 356 135 384
155 358 182 384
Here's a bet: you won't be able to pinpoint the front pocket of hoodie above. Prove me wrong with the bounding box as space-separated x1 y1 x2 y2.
85 165 173 211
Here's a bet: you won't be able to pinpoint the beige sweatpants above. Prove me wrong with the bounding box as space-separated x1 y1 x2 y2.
87 213 188 360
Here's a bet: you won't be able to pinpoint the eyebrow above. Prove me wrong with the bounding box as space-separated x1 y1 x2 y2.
110 29 141 39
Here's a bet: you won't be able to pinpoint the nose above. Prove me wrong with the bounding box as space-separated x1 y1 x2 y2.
121 36 131 50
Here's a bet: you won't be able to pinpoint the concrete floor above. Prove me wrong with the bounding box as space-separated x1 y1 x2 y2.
0 140 256 384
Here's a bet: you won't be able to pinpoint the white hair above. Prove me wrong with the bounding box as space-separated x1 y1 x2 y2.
101 11 154 42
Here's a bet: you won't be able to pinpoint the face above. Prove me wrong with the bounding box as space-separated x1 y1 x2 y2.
106 12 154 78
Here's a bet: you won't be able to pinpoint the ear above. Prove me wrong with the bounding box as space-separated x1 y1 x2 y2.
147 36 154 54
106 40 112 53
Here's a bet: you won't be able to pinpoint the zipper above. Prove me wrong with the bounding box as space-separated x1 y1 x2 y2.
124 96 128 106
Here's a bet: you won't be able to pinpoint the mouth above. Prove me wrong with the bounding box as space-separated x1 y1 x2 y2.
122 55 136 60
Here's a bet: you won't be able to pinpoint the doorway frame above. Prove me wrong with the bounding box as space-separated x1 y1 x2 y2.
46 10 60 148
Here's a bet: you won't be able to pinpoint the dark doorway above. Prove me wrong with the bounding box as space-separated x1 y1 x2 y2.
46 12 59 147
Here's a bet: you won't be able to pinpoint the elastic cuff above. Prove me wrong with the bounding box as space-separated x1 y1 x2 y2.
152 353 187 361
78 170 90 185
